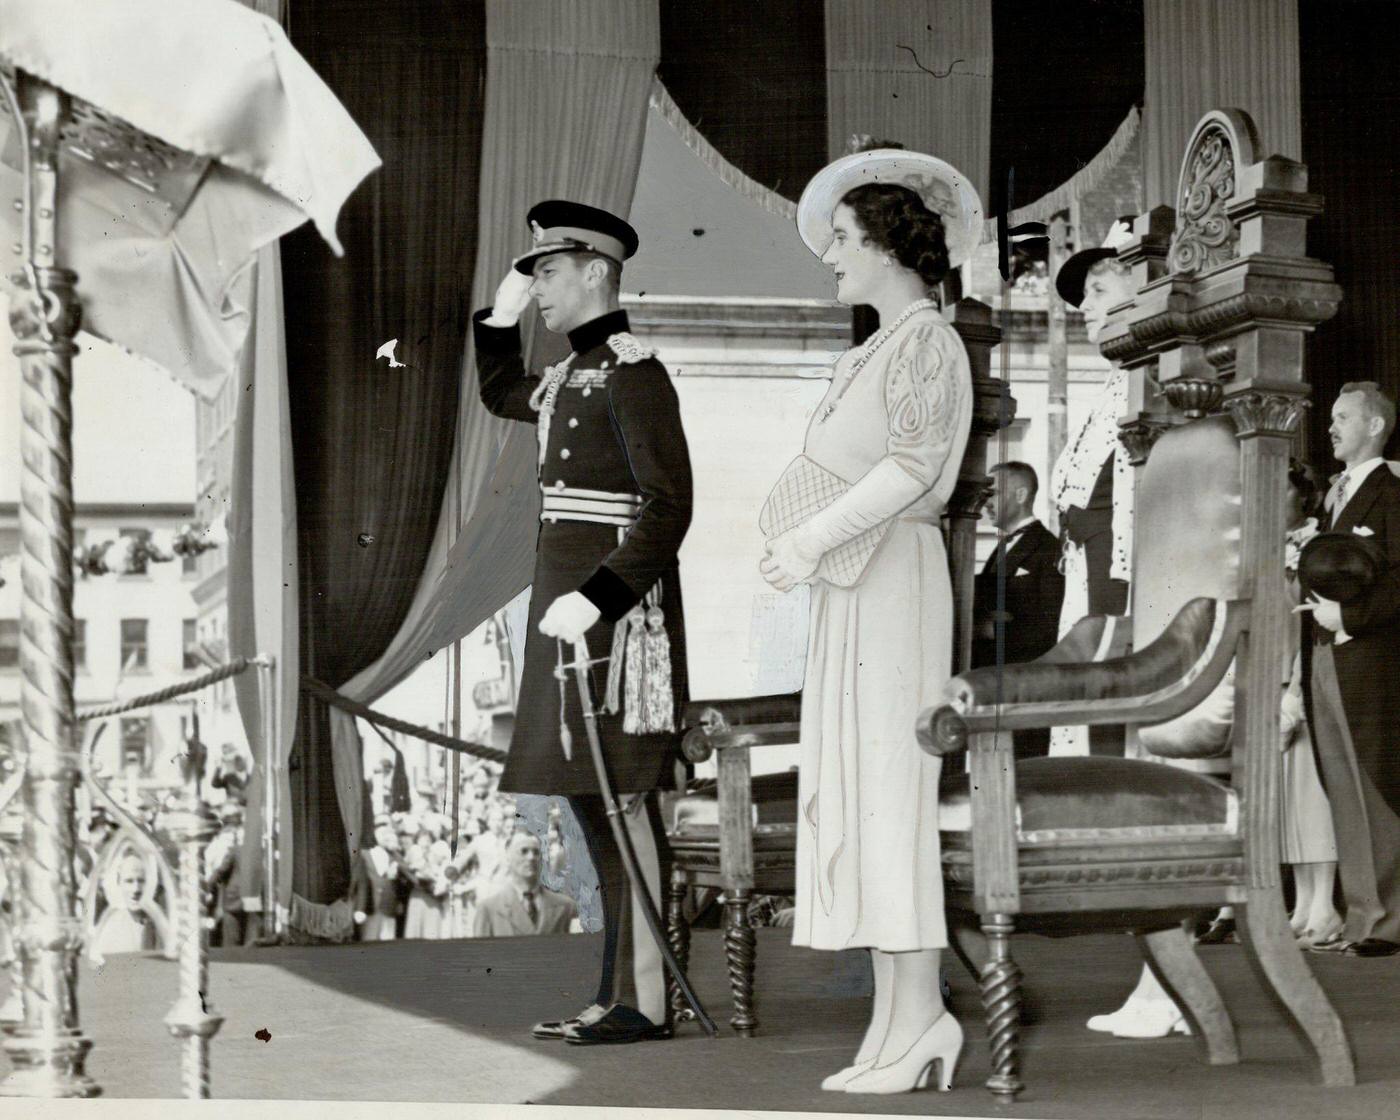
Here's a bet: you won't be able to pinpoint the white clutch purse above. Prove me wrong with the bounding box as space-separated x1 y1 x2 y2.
759 455 888 588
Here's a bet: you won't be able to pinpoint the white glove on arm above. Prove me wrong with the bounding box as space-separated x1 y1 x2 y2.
800 457 929 552
539 591 602 645
483 269 533 328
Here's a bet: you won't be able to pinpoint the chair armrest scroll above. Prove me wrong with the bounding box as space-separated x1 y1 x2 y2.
917 704 969 758
680 693 803 764
940 597 1245 734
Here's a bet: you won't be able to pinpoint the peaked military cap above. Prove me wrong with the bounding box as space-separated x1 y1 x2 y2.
512 199 640 275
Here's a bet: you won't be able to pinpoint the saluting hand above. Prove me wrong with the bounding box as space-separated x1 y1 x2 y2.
486 269 534 327
539 591 602 645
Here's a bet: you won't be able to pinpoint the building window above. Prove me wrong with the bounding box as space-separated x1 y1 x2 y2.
120 619 148 671
120 717 150 773
118 527 152 575
183 619 200 671
0 619 17 670
182 549 198 576
73 619 86 671
0 527 18 558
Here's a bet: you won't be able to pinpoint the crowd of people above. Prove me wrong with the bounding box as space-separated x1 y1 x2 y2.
351 756 578 942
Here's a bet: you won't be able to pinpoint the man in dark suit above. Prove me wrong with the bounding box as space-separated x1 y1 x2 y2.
973 461 1065 759
1306 381 1400 957
474 201 690 1044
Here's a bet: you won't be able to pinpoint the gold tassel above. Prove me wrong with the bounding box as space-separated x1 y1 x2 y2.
606 608 639 716
639 605 675 733
623 606 648 734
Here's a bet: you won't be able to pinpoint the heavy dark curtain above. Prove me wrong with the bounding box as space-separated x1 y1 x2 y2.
989 0 1144 217
659 0 828 202
281 0 487 904
1300 0 1400 462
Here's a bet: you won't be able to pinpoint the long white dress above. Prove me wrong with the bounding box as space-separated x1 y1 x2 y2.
790 309 972 952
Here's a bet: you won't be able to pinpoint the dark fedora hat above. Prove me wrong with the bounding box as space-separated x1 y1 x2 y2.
1299 530 1388 605
1055 214 1137 308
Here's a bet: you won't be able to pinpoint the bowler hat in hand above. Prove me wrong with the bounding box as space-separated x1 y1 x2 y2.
1299 531 1387 605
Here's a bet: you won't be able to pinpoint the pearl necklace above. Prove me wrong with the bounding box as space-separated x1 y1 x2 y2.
816 299 937 424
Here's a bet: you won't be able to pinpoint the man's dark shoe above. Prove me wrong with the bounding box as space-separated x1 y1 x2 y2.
532 1003 606 1040
1343 938 1400 958
563 1004 672 1045
1196 917 1237 945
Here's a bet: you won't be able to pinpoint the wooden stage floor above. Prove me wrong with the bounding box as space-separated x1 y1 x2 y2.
7 928 1397 1117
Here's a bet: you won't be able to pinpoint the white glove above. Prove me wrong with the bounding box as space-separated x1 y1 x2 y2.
1310 595 1343 634
803 458 928 551
538 591 602 645
759 528 824 592
1279 688 1303 749
353 910 367 924
484 269 533 328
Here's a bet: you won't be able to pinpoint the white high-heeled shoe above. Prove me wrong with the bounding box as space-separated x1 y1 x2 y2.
820 1059 874 1091
1087 999 1189 1038
843 1014 963 1094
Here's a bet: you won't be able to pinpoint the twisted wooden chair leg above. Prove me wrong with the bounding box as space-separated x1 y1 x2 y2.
666 877 693 1022
723 890 757 1036
979 913 1023 1103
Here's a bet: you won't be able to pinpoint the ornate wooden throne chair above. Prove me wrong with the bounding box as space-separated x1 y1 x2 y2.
920 109 1354 1103
667 301 1009 1035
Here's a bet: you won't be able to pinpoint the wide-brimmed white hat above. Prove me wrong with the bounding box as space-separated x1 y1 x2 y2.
796 149 984 268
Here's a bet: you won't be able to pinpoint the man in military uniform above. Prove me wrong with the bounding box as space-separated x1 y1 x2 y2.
473 200 692 1044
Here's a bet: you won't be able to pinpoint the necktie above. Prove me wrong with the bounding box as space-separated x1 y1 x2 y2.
524 890 539 928
1330 472 1351 526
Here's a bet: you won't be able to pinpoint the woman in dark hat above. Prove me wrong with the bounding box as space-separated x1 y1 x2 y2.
1048 216 1137 758
1061 218 1195 1039
760 145 979 1094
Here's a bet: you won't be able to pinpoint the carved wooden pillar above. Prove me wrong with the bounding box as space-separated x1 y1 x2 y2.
947 298 1012 675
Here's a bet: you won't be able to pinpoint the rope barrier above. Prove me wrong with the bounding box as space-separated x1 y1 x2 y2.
72 655 507 764
77 656 267 721
299 675 506 763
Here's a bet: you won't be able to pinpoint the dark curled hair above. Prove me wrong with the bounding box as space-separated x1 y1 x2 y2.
1287 458 1321 519
840 182 951 288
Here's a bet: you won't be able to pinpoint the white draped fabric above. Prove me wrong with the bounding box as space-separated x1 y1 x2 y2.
228 246 299 925
1143 0 1301 209
0 0 380 398
824 0 992 202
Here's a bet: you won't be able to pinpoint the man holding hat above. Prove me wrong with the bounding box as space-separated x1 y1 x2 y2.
1304 381 1400 957
472 200 692 1043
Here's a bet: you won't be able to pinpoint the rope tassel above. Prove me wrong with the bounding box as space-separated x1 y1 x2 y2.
638 605 675 733
623 584 675 735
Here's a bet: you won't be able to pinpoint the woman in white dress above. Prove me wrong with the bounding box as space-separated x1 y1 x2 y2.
760 147 977 1095
1281 462 1343 946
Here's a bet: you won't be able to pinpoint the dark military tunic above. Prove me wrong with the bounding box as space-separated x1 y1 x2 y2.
473 308 692 794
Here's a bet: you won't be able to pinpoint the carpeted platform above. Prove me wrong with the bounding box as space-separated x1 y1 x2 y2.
6 929 1397 1117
